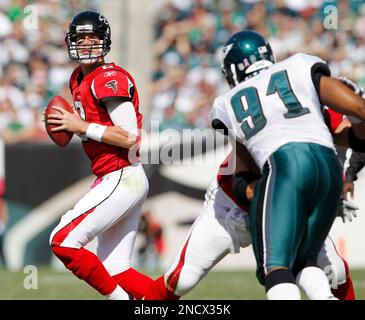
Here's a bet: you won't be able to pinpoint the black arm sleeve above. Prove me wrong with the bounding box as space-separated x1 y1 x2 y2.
99 96 131 111
345 150 365 182
311 62 331 98
232 171 257 205
211 119 229 136
100 96 131 105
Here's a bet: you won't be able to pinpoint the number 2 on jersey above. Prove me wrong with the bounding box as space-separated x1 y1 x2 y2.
231 70 310 139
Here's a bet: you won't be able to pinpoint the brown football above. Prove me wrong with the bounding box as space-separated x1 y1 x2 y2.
44 96 74 147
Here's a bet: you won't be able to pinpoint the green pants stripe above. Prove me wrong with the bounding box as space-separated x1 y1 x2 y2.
249 142 343 285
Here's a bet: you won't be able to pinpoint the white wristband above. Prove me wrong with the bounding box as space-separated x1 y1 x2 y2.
86 123 107 142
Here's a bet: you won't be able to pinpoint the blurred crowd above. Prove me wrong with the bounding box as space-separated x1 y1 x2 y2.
2 0 365 139
0 0 99 144
151 0 365 131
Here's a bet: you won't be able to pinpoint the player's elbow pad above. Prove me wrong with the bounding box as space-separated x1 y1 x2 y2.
232 171 256 206
348 127 365 152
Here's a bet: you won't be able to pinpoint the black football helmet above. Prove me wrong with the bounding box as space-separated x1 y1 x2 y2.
65 11 111 62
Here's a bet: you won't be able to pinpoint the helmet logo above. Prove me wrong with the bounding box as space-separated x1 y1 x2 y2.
105 80 118 93
99 14 108 24
222 44 233 58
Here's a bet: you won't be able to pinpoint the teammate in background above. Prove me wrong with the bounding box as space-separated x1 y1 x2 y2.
143 144 257 300
211 30 365 300
137 211 165 271
47 11 152 300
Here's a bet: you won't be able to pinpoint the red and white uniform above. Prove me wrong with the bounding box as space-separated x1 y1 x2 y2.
160 155 251 297
157 150 352 298
69 63 142 177
50 63 149 283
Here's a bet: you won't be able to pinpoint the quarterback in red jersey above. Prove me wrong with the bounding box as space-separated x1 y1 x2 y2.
47 11 152 300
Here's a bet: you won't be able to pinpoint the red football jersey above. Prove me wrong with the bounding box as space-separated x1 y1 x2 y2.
69 63 142 177
323 107 345 134
216 153 249 212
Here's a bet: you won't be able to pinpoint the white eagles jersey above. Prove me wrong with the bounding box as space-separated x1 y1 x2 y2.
210 53 336 171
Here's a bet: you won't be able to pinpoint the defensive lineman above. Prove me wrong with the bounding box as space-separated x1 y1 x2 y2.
210 30 365 299
144 144 356 300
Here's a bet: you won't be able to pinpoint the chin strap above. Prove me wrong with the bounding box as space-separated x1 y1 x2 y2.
79 58 99 64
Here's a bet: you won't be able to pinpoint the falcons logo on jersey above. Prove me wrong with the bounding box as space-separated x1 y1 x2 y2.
105 80 118 93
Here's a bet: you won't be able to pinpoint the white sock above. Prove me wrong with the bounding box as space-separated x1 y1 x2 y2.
266 283 301 300
296 266 338 300
106 285 130 300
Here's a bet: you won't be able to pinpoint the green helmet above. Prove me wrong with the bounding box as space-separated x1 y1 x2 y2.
221 30 275 87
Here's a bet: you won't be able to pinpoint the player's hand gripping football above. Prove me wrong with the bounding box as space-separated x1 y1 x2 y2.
47 106 89 136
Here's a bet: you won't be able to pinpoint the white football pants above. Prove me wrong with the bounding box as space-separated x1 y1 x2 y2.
164 179 348 296
50 163 149 276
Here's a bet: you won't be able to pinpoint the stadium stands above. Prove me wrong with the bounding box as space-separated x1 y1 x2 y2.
151 0 365 131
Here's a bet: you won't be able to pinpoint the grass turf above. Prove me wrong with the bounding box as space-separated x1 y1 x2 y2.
0 267 364 300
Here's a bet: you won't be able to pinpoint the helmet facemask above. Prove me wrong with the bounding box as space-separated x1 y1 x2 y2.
66 32 110 64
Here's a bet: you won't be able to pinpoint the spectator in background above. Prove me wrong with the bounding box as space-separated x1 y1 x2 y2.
0 0 98 144
151 0 365 131
2 0 365 137
137 211 165 271
0 192 7 268
0 138 6 267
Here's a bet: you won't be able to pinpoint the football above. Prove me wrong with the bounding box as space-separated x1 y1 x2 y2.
44 96 74 147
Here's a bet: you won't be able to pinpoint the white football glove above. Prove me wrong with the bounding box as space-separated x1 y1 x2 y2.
338 198 358 223
225 207 251 248
339 77 365 98
226 207 247 231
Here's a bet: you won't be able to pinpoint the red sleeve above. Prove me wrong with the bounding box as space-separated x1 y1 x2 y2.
323 108 344 134
91 71 133 101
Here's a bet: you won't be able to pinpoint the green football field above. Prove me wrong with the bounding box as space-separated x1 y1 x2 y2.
0 267 364 300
